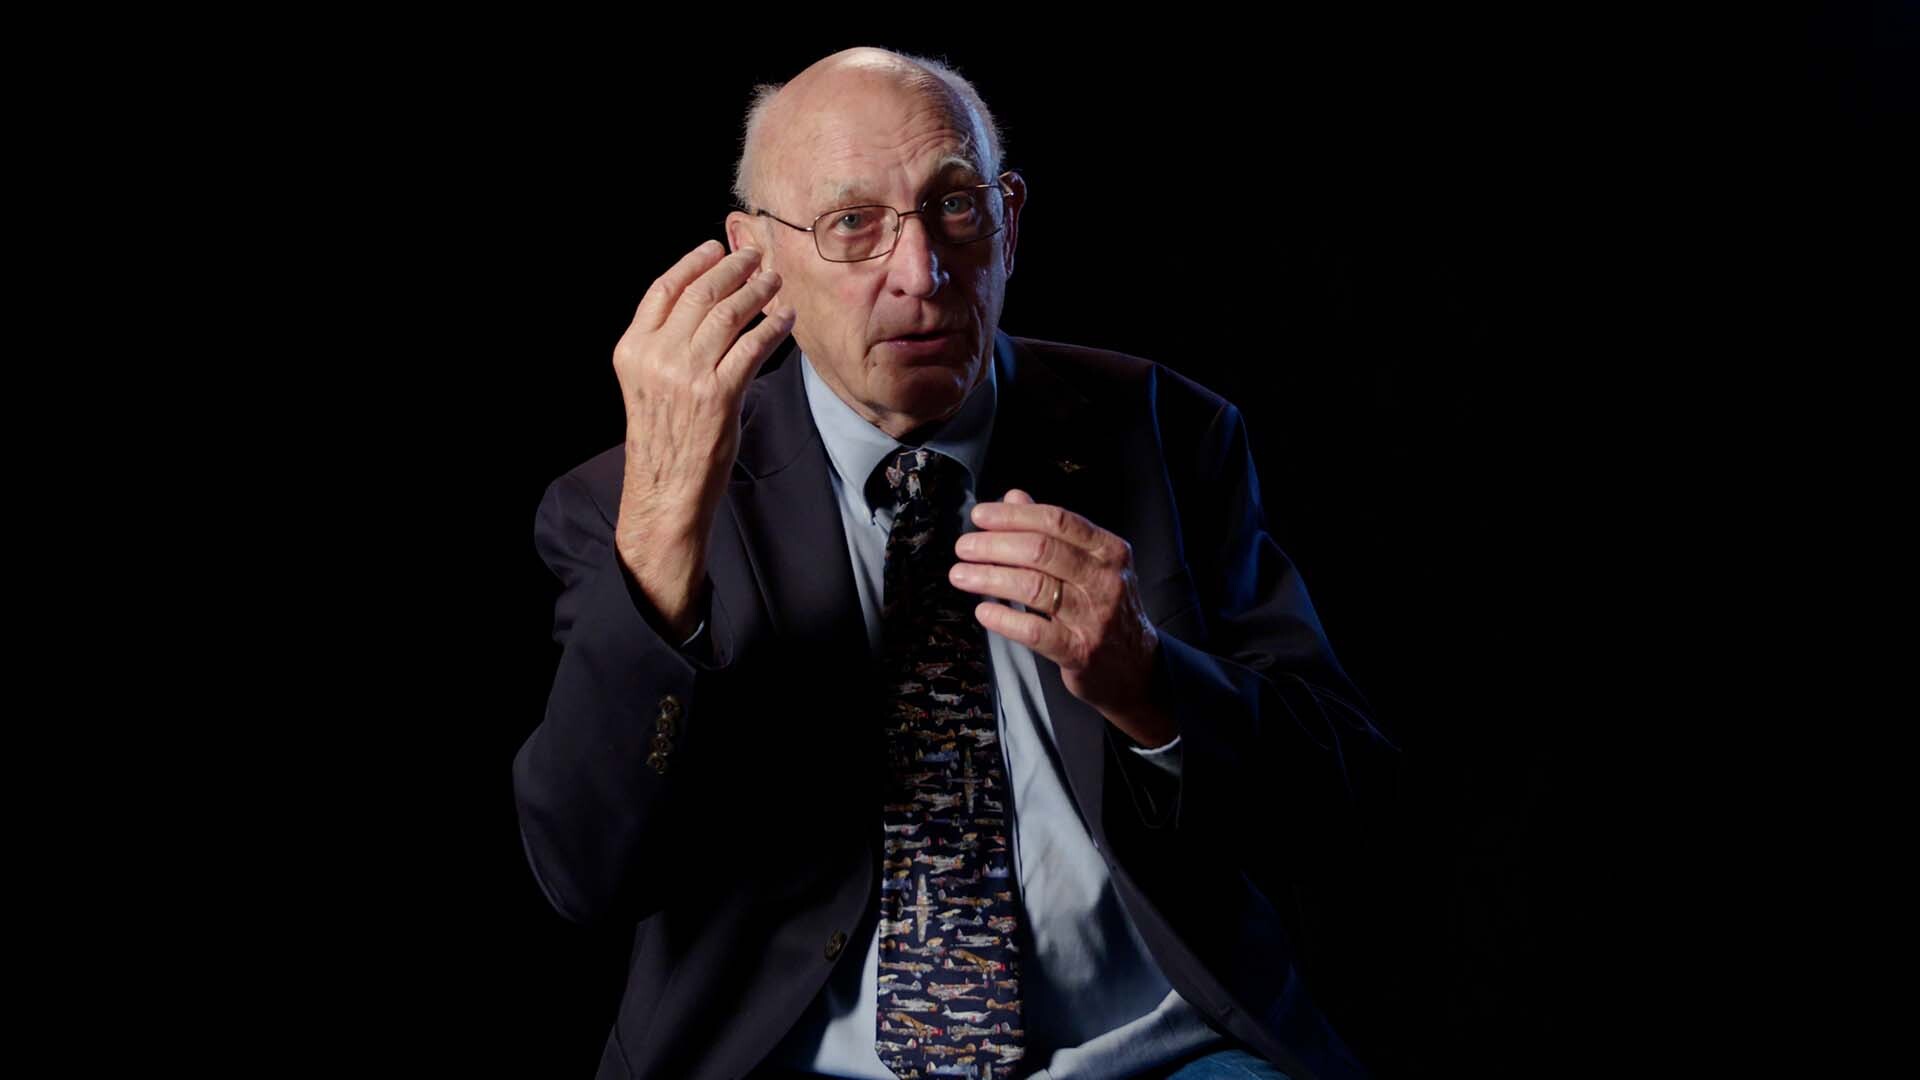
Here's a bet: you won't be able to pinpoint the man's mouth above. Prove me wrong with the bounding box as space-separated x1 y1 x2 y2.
878 330 963 359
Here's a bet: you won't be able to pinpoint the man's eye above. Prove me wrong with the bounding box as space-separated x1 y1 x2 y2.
941 194 978 216
833 211 874 232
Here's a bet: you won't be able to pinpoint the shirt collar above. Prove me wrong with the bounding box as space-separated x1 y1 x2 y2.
800 337 1001 519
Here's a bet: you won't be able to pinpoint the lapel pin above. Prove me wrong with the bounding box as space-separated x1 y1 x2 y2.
1055 458 1084 474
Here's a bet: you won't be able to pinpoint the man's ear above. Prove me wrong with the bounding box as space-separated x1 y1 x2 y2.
723 211 762 259
997 171 1027 278
724 211 795 320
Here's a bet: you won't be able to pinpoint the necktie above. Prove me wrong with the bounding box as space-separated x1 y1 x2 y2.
871 446 1029 1080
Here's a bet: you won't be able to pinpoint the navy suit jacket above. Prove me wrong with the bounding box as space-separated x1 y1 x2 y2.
516 332 1394 1080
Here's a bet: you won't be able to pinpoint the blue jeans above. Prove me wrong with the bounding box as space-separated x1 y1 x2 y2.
1157 1047 1293 1080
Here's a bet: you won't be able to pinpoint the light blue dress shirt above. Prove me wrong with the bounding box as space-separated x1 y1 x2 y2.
759 342 1229 1079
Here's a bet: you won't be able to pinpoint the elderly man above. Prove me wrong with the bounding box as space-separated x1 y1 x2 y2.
516 46 1392 1080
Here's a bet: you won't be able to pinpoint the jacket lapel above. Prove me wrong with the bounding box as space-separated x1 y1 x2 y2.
977 333 1129 851
728 343 880 713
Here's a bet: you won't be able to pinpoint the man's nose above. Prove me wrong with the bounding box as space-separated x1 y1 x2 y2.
886 214 946 298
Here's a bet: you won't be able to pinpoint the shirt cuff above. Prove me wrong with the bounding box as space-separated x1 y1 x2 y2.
1125 733 1183 777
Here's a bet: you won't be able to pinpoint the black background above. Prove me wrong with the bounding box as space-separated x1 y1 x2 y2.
225 9 1912 1078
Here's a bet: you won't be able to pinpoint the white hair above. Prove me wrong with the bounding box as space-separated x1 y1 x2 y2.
731 50 1005 212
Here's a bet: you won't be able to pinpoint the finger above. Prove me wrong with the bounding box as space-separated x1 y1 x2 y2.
949 562 1067 617
633 239 727 334
970 499 1110 559
1004 488 1035 504
953 526 1097 583
716 307 797 390
661 246 766 341
692 264 784 368
974 601 1073 666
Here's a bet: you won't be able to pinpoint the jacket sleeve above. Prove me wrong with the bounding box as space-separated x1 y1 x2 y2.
1114 402 1397 873
511 470 730 927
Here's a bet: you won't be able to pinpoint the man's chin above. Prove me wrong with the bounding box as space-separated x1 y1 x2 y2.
874 358 979 423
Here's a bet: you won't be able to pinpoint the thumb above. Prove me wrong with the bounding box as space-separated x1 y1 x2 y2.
1003 488 1035 505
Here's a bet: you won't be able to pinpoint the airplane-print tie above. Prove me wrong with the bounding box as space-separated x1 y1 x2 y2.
870 446 1028 1080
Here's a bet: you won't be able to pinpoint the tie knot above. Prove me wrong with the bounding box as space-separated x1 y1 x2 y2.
869 446 967 517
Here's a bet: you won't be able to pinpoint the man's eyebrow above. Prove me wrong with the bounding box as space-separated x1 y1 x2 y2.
925 154 986 191
816 155 987 211
819 180 878 209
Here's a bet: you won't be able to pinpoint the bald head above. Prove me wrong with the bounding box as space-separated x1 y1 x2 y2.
733 48 1003 213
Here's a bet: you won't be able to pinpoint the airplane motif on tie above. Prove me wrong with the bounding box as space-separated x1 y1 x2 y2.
873 446 1028 1079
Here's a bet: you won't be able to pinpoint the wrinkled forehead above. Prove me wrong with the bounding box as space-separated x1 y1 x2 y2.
808 151 987 211
771 80 992 213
